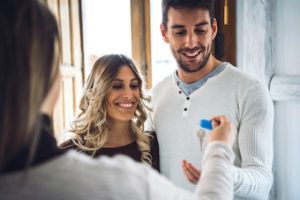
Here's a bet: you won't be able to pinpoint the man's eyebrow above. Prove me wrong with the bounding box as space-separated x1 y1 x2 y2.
171 24 185 29
195 22 209 27
171 21 209 29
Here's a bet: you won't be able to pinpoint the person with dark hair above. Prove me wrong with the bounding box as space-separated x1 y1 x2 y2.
60 54 160 171
0 0 235 199
145 0 274 199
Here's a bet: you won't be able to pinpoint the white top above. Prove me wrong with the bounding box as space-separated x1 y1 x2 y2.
0 142 234 200
145 64 274 199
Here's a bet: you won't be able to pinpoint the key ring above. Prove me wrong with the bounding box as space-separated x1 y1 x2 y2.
196 119 212 151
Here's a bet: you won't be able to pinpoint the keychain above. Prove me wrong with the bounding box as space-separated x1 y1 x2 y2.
196 119 212 151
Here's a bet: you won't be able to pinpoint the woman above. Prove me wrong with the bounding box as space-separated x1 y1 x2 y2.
60 54 159 171
0 0 236 199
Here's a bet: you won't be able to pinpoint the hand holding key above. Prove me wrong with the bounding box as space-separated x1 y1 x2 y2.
182 115 236 185
198 116 236 148
209 115 236 148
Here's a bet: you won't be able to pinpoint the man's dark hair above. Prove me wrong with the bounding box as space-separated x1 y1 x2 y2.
162 0 215 27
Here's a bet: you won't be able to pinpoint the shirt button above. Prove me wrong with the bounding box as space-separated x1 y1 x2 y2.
184 108 187 111
179 91 182 94
186 97 190 100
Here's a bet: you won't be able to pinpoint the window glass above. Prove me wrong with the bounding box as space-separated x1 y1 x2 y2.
82 0 132 76
150 0 177 87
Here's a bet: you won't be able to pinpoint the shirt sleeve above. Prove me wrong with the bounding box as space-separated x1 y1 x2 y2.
146 142 234 200
234 82 274 199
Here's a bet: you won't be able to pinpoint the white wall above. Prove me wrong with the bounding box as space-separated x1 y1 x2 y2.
272 0 300 199
236 0 273 85
237 0 300 199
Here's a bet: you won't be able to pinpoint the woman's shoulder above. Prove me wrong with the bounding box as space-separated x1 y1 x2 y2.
59 139 96 157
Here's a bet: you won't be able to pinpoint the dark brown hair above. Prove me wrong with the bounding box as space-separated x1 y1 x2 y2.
162 0 215 27
0 0 59 171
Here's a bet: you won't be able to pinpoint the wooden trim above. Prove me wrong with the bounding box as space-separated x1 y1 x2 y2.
44 0 84 141
225 0 236 66
131 0 152 88
144 0 152 88
69 0 84 117
59 0 72 64
130 0 142 68
270 74 300 101
214 0 236 66
70 0 83 69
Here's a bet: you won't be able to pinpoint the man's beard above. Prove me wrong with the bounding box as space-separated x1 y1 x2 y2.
176 46 211 73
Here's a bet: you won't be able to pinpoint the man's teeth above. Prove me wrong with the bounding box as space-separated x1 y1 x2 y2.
184 51 200 57
118 103 133 108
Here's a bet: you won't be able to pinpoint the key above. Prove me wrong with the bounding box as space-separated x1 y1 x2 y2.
196 129 206 151
196 119 212 151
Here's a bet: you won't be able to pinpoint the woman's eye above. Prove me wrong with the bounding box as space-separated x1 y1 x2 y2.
112 84 123 90
130 84 139 89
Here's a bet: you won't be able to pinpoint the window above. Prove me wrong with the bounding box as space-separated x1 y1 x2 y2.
150 0 177 87
82 0 132 77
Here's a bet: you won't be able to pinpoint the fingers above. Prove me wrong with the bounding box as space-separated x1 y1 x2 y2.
182 160 201 184
208 115 236 147
185 161 201 177
210 115 228 128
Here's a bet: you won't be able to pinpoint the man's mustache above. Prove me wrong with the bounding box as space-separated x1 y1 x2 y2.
177 46 203 54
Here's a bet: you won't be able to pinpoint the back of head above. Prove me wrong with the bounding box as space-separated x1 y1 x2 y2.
0 0 59 171
161 0 215 27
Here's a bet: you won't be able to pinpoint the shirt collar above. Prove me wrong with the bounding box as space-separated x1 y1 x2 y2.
174 62 227 96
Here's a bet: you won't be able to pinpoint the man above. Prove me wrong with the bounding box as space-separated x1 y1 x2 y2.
145 0 274 199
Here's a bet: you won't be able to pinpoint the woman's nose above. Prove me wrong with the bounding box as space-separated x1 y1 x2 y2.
122 87 134 99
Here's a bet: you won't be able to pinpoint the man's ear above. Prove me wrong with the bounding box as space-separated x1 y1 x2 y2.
160 24 169 43
211 18 218 40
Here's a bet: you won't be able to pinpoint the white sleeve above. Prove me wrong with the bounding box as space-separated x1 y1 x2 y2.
195 142 235 200
234 82 274 199
146 142 234 200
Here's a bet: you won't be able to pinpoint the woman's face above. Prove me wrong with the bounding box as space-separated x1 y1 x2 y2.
106 65 141 122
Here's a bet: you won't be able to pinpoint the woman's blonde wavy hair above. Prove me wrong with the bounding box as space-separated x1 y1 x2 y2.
70 54 152 164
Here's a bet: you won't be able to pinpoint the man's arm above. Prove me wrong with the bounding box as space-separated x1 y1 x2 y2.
234 82 274 199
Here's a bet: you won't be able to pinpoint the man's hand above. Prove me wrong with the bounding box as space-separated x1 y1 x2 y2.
182 160 201 184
